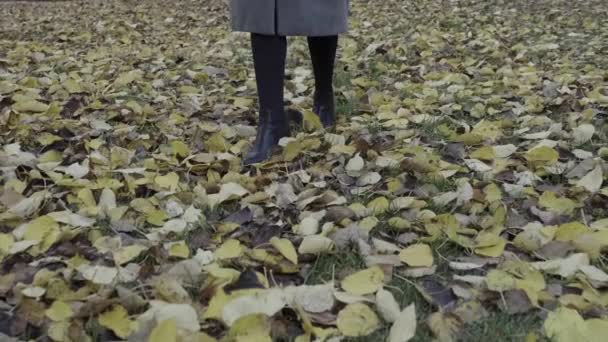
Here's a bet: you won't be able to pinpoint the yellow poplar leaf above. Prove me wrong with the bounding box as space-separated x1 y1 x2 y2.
474 240 506 257
359 216 379 231
341 266 385 295
113 245 148 265
538 191 578 215
184 332 217 342
525 146 558 164
0 233 15 255
302 110 323 132
555 222 589 241
368 196 389 216
48 321 69 342
283 140 303 161
167 241 190 258
148 319 177 342
45 301 73 321
63 79 82 93
98 305 136 339
206 132 227 153
474 233 506 257
227 314 272 342
427 312 462 342
171 140 191 158
336 303 380 337
375 289 401 323
147 210 169 226
204 263 241 282
485 269 516 292
544 307 588 342
573 231 608 259
470 146 495 161
399 244 434 267
452 133 483 145
36 133 62 146
202 288 257 321
130 198 156 213
294 334 311 342
270 237 298 265
78 188 97 207
483 183 502 202
298 235 334 254
329 144 357 156
214 239 244 260
13 99 49 113
585 319 608 342
233 97 253 108
155 172 180 191
389 303 416 342
577 165 603 193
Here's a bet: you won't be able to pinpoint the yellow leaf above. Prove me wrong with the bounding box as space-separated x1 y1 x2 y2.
148 319 177 342
452 133 483 145
485 269 516 292
13 99 49 113
113 245 148 265
98 305 137 339
233 97 253 108
337 303 380 337
544 307 588 342
341 266 385 295
206 132 227 153
214 239 244 260
470 146 495 161
555 222 589 241
525 146 558 165
155 172 180 191
389 303 416 342
270 237 298 264
0 233 14 256
368 196 389 216
154 276 190 303
483 183 502 202
227 314 272 342
302 110 323 132
399 244 434 267
171 140 191 158
298 235 334 254
166 241 190 258
585 319 608 342
45 301 73 322
474 233 506 257
538 191 578 215
147 210 169 226
577 165 603 193
202 288 258 321
283 140 302 161
427 312 462 342
48 321 69 342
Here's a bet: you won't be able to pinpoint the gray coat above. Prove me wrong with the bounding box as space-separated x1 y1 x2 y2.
230 0 349 36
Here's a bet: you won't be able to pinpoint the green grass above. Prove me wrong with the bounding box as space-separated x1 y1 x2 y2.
305 242 542 341
416 117 452 143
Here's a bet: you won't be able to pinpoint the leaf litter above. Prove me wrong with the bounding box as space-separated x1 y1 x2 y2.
1 0 608 341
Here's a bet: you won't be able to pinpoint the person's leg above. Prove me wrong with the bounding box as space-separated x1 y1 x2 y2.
243 33 289 165
307 35 338 128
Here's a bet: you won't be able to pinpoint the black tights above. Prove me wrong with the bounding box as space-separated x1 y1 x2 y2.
250 33 338 122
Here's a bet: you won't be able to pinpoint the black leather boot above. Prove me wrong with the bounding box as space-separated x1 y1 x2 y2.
243 33 289 165
243 110 289 165
308 36 338 128
313 92 336 128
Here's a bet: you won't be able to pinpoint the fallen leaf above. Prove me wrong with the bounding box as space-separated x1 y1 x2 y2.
336 303 380 337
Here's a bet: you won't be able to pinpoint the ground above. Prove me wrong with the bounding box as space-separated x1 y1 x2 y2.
1 0 608 341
